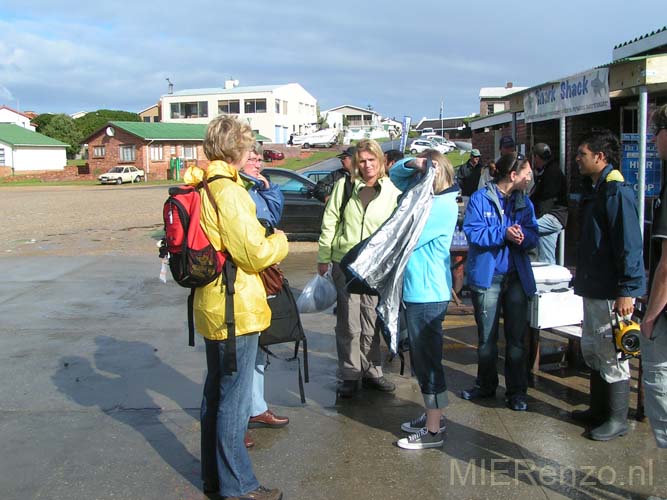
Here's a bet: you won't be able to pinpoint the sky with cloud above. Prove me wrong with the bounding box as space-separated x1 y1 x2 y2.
0 0 663 121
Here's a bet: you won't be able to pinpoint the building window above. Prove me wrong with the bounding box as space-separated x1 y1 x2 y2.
153 116 160 122
283 101 288 114
170 101 208 119
0 148 4 165
170 145 177 156
92 146 106 158
275 99 280 113
143 116 151 123
218 99 240 114
487 103 495 114
119 145 136 162
244 99 267 114
150 145 163 161
182 144 197 160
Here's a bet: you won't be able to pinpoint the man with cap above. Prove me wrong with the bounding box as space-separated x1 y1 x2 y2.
312 146 355 203
499 135 516 157
529 142 568 264
455 149 482 197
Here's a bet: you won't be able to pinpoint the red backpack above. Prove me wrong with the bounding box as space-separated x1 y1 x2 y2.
160 175 238 368
163 176 229 288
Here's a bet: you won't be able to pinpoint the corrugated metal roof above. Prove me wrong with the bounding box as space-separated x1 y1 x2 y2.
0 124 69 147
110 121 207 140
164 85 284 97
614 26 667 49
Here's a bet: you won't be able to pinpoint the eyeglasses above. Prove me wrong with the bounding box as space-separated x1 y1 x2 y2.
509 153 526 173
246 157 262 164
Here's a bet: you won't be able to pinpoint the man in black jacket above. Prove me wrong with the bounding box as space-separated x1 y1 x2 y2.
529 143 568 264
311 146 355 203
455 148 482 197
571 130 646 442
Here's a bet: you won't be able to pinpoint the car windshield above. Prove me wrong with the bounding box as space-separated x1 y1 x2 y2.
267 172 311 194
108 167 124 173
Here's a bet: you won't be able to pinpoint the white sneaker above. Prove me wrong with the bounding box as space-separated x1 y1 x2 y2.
397 428 444 450
400 413 446 433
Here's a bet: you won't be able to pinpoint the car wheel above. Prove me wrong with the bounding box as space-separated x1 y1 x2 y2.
410 149 418 154
303 143 310 149
116 178 123 185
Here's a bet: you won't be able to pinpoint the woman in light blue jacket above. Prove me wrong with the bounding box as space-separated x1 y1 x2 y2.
389 150 459 450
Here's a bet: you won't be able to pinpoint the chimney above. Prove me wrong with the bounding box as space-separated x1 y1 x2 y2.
506 82 513 89
224 79 240 90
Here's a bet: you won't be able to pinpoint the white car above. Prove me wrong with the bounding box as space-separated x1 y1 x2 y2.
409 139 448 155
98 166 145 185
424 136 454 153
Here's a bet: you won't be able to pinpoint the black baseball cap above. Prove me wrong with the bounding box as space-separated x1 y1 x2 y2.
336 146 357 158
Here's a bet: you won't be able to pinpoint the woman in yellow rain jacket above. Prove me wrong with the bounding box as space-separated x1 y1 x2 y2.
186 115 288 500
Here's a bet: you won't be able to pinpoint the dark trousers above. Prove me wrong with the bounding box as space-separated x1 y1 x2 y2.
471 272 528 396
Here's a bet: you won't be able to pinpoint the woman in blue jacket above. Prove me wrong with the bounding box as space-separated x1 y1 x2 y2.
461 153 538 411
389 150 459 450
241 145 289 444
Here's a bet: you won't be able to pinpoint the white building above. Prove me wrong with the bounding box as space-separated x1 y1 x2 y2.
0 124 68 172
160 81 318 144
322 105 382 130
0 106 36 131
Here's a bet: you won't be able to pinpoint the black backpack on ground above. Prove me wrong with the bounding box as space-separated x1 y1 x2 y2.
260 277 309 403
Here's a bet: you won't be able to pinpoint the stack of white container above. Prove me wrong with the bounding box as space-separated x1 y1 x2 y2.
529 263 583 329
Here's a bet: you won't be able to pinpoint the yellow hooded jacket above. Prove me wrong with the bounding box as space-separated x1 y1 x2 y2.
184 160 289 340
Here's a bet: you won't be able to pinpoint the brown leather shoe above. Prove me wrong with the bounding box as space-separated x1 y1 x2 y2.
244 432 255 448
248 409 289 428
222 485 283 500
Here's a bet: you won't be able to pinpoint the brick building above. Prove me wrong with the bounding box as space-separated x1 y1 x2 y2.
82 121 208 180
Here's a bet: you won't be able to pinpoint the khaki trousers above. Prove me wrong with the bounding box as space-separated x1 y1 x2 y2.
332 263 383 381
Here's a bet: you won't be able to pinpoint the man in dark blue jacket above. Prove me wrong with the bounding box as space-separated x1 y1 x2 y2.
572 130 646 442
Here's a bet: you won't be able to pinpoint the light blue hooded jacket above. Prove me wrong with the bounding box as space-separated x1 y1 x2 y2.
390 158 459 303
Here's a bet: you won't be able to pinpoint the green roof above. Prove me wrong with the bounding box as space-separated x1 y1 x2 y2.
109 121 208 140
106 121 272 142
0 124 69 147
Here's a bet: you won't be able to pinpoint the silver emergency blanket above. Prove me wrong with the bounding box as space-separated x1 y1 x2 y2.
347 167 435 354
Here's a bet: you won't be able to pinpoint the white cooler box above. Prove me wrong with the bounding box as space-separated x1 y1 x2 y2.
529 288 583 329
529 263 582 329
531 263 572 292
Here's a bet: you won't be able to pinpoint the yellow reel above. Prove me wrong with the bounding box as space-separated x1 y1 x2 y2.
614 317 641 358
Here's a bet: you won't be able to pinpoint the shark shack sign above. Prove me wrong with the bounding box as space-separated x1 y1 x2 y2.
523 68 610 123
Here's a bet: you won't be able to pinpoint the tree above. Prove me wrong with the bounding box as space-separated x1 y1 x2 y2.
76 109 141 140
316 104 329 130
42 114 83 158
32 113 55 133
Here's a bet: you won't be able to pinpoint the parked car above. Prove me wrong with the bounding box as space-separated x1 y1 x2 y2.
301 169 337 184
423 135 455 153
263 148 285 162
408 139 448 155
262 167 325 240
291 130 338 148
98 166 145 185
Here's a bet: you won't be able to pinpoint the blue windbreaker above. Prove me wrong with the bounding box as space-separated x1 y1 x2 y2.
390 158 459 303
241 172 284 226
463 182 538 296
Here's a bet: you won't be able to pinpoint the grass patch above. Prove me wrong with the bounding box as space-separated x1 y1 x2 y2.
279 151 339 171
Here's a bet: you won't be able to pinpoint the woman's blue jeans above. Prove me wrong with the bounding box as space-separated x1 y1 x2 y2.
405 301 450 409
470 272 528 397
201 334 260 496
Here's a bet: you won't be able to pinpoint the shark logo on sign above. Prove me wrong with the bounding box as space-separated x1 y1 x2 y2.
591 71 607 97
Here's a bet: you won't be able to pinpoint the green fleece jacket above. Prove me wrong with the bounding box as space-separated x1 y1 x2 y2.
317 175 400 264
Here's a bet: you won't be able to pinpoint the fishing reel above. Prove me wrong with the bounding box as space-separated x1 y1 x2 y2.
610 313 641 360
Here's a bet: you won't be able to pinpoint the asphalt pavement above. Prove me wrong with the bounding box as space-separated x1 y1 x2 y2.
1 251 666 500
